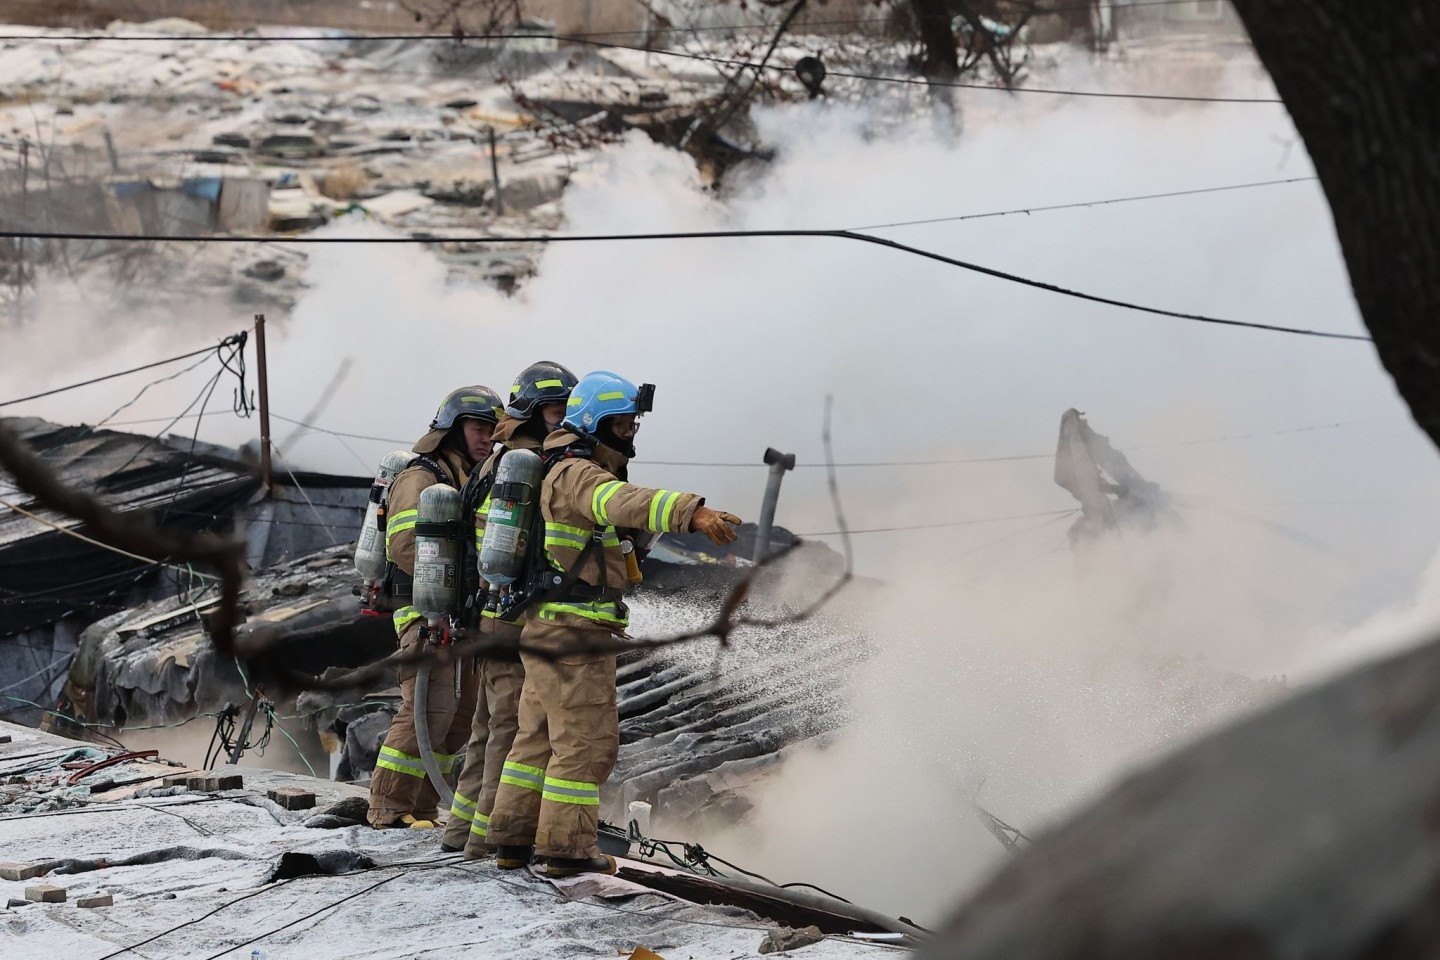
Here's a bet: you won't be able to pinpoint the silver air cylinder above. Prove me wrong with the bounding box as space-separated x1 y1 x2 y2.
354 450 413 580
479 448 544 587
413 482 462 617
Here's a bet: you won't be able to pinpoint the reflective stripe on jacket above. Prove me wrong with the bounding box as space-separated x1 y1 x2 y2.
531 430 702 630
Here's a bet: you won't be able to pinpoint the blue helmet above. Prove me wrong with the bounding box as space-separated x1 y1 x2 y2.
563 371 655 437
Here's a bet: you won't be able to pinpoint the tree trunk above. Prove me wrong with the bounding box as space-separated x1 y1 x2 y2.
911 0 960 78
1227 1 1440 449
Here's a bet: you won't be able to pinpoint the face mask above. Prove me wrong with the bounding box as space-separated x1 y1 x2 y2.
595 421 636 460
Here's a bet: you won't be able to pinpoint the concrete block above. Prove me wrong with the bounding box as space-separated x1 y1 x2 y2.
0 863 44 881
267 787 316 810
0 735 12 744
186 775 221 791
214 774 243 790
24 885 65 903
76 894 113 908
162 775 191 789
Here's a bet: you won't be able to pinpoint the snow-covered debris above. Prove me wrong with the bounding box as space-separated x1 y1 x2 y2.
0 721 904 958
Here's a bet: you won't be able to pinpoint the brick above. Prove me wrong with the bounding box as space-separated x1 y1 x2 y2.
214 774 243 790
24 885 64 903
267 787 315 811
76 894 113 908
0 863 44 882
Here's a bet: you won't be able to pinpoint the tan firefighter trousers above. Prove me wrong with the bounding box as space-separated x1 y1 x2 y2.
440 654 526 854
366 621 480 827
487 627 619 859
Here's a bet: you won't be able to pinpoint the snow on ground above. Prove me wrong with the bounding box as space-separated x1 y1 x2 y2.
0 723 901 959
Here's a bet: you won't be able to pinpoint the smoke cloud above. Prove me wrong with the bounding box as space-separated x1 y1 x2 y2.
7 41 1440 925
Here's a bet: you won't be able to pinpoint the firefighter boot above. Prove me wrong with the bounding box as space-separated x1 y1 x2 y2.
496 845 534 870
543 855 617 879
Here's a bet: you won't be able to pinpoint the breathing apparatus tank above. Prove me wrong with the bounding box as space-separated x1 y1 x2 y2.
354 450 413 581
478 448 544 591
412 483 463 618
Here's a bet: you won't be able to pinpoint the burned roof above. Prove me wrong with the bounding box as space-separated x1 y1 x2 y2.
0 417 260 637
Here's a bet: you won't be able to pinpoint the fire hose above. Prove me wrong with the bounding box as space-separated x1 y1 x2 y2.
412 662 455 812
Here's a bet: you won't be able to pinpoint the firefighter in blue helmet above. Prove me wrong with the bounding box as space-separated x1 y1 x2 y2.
486 372 741 876
366 385 502 829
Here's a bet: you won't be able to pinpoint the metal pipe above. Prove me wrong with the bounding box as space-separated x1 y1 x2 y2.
228 695 260 766
752 447 796 564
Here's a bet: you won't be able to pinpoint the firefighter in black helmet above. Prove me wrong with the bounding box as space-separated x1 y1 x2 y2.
441 362 579 854
367 384 503 830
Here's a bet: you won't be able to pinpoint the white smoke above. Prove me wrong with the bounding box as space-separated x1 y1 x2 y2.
7 39 1440 926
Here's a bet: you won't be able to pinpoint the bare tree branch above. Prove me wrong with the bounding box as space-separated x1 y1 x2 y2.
0 421 249 657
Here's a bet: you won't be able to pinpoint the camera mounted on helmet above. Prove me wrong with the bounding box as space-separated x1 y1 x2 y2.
635 382 655 415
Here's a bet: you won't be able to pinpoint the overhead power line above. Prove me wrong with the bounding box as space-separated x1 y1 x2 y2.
0 334 244 409
0 228 1369 342
798 508 1076 536
281 411 1389 470
847 176 1320 231
3 10 1276 106
0 1 1234 46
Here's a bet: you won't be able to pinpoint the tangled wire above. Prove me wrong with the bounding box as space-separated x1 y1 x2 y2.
203 698 274 769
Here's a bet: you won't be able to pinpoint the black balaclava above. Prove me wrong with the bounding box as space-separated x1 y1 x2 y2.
594 418 636 460
443 422 477 469
517 415 551 443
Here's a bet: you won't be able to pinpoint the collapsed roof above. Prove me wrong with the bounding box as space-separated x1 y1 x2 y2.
0 417 369 639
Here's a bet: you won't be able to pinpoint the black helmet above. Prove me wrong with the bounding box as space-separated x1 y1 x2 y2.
431 385 504 430
506 361 578 420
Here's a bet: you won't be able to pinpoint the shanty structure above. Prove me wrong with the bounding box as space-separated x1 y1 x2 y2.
0 417 366 723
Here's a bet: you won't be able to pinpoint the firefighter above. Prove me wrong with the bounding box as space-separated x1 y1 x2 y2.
486 371 742 877
441 361 579 855
366 385 504 830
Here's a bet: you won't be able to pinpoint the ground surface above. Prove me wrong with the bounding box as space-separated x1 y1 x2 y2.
0 721 902 959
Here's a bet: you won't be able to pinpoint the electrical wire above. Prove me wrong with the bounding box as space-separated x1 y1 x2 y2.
0 337 239 409
0 653 72 694
847 175 1320 231
0 229 1368 342
935 510 1079 566
0 2 1226 45
0 495 220 577
265 704 319 778
271 413 409 445
1 5 1273 105
798 508 1076 537
93 854 463 960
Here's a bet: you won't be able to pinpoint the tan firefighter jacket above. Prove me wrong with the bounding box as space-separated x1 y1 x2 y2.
529 430 702 633
385 442 471 636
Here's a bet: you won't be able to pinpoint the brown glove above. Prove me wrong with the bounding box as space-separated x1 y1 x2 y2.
690 506 741 546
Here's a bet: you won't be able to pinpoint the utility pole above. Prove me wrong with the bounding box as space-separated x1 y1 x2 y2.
488 127 504 216
254 313 272 492
753 447 796 563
